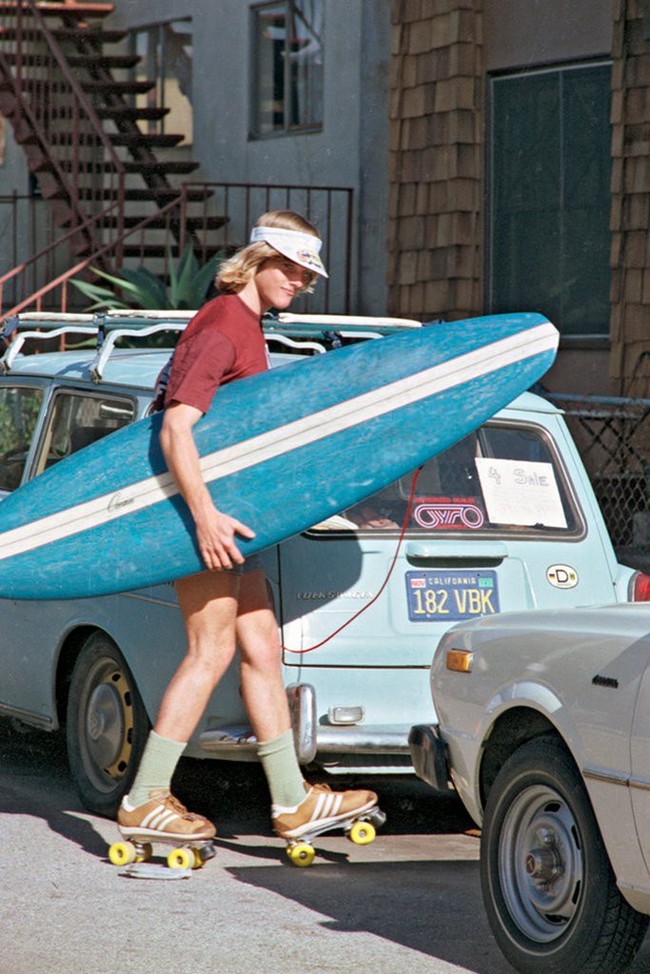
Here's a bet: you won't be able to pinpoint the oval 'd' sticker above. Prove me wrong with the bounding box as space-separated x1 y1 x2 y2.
546 565 578 589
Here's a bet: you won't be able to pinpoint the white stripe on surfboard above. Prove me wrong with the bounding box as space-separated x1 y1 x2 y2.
0 322 557 562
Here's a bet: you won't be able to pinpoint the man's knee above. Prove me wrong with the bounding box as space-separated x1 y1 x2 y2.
184 634 237 679
239 626 282 672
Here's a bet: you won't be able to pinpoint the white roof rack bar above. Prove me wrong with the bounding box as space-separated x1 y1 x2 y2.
90 321 189 381
10 312 95 323
335 330 389 340
0 327 98 374
100 309 197 321
263 333 326 354
276 313 422 328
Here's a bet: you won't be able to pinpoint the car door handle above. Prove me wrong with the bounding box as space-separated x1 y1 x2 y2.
405 541 508 565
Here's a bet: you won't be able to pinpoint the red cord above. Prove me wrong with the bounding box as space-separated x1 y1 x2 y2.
283 466 423 654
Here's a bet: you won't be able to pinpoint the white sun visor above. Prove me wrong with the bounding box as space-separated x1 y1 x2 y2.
249 226 328 278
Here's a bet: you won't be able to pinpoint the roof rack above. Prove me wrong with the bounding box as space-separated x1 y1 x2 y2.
276 313 421 329
264 312 423 345
0 326 99 374
96 310 196 325
0 312 95 346
0 309 420 380
0 309 194 342
0 314 192 379
263 333 326 355
90 321 189 381
4 312 95 324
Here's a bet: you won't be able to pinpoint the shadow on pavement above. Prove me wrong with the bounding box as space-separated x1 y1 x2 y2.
0 713 476 850
227 857 506 973
4 716 650 974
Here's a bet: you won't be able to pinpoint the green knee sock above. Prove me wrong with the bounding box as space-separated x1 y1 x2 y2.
126 730 188 808
257 730 306 809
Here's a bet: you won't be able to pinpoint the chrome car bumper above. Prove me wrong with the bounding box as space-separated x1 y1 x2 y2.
198 682 412 764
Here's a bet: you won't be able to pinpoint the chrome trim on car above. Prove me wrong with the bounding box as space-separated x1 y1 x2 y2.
629 776 650 792
199 682 410 763
0 701 54 729
582 766 648 788
199 725 410 761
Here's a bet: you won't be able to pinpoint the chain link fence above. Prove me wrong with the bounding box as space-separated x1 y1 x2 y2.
548 393 650 569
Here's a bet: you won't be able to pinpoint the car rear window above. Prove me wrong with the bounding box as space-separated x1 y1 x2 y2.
33 390 136 477
0 385 44 492
313 421 580 537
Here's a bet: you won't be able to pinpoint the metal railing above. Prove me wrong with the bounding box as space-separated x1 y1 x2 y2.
0 194 184 319
181 181 353 314
0 183 354 319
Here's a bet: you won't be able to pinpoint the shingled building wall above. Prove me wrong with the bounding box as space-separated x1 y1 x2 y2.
610 0 650 397
387 0 483 322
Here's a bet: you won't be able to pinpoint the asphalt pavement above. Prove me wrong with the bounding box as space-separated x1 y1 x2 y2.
2 719 650 974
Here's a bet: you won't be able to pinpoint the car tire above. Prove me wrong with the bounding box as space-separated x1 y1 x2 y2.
66 632 150 817
480 735 648 974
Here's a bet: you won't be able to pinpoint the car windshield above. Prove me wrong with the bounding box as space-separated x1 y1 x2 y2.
0 385 44 493
314 421 579 536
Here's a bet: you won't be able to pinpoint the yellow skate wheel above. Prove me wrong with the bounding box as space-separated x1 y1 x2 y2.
288 842 315 867
167 847 199 870
167 847 203 869
348 821 376 846
108 841 137 866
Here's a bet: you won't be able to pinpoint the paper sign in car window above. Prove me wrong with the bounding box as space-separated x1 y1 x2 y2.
475 458 567 528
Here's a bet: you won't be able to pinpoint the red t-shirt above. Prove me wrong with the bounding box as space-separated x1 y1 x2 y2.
163 293 268 414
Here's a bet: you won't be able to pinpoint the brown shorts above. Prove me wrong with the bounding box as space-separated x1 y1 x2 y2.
227 552 264 576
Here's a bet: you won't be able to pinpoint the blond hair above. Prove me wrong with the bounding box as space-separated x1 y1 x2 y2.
216 210 321 294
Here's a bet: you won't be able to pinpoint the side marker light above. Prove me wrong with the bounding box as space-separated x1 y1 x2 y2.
446 649 473 673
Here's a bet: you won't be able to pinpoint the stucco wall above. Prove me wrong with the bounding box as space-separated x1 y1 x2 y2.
106 0 392 314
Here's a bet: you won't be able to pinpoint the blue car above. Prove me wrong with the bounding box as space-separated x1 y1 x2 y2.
0 310 647 815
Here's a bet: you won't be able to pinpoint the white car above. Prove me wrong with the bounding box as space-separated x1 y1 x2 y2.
410 603 650 974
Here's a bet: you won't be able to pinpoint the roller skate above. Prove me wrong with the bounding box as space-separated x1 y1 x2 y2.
108 790 217 873
272 783 386 867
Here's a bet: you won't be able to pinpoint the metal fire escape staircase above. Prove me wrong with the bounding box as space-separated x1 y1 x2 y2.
0 0 223 319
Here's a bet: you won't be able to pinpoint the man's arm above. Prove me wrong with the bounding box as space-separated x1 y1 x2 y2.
160 401 255 571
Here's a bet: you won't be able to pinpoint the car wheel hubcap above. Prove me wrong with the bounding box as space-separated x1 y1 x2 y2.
499 785 583 942
83 664 133 783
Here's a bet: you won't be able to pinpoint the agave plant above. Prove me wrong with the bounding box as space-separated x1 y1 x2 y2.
72 245 224 311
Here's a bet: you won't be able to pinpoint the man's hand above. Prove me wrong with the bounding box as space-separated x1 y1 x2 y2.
195 506 256 572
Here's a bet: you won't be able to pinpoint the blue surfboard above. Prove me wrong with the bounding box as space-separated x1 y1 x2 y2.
0 313 558 599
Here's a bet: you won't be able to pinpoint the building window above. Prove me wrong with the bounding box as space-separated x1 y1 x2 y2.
489 62 612 338
130 19 193 145
251 0 323 137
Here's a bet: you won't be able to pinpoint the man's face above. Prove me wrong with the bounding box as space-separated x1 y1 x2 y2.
255 256 310 310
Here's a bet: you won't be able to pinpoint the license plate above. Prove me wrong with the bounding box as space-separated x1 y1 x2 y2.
405 570 500 622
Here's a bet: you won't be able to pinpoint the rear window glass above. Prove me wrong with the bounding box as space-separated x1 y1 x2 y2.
313 422 580 537
0 385 44 492
34 391 135 477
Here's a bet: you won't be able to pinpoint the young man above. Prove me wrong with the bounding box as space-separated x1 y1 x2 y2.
118 211 378 847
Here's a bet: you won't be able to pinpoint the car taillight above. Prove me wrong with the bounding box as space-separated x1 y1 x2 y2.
630 571 650 601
